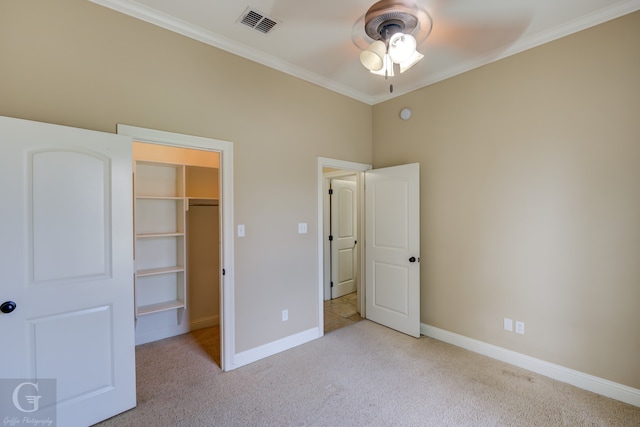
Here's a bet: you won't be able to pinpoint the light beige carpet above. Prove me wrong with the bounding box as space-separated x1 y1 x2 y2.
97 320 639 426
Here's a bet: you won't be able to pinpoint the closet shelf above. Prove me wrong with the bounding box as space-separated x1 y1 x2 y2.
136 196 184 200
136 232 184 238
134 160 187 319
133 160 218 327
137 300 185 316
136 266 185 277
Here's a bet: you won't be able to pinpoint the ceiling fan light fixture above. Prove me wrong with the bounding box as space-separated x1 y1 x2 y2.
388 33 417 63
398 50 424 73
358 0 430 81
360 40 386 71
370 54 395 77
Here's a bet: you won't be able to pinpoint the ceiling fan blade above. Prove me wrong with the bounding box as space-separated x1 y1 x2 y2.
418 0 534 55
426 15 532 57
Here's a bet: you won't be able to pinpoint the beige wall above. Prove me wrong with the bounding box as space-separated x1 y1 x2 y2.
0 0 372 352
373 11 640 389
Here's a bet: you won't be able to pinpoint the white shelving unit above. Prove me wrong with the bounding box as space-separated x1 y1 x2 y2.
134 162 186 318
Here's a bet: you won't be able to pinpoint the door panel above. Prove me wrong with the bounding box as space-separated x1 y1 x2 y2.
331 179 357 299
32 150 109 281
373 262 409 314
31 306 113 402
365 163 420 337
0 116 136 426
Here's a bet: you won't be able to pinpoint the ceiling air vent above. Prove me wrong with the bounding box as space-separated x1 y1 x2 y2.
237 8 279 35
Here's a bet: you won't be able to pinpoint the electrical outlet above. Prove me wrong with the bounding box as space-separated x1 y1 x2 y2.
298 223 308 234
504 318 513 332
515 321 525 335
282 309 288 321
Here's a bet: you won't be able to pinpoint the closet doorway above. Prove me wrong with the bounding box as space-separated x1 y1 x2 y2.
132 142 221 365
119 125 235 371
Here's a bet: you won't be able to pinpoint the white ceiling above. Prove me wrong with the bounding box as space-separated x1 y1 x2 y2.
91 0 639 105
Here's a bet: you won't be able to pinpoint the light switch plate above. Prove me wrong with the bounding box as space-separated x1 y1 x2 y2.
238 224 245 237
298 223 307 234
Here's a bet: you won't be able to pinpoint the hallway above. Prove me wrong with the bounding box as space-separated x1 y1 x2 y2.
324 292 362 333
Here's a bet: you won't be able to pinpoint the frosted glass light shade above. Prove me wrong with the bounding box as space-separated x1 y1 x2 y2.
399 50 424 73
360 40 386 71
370 54 395 77
388 33 417 63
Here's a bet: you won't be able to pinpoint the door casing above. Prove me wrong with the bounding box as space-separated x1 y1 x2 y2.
118 125 236 371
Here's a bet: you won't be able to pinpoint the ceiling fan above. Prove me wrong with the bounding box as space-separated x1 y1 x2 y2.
358 0 432 79
350 0 533 94
268 0 533 95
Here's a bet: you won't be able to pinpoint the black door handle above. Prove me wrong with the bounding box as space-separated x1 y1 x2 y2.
409 257 416 263
1 301 16 314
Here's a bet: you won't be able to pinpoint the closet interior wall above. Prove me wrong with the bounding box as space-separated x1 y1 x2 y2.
186 167 220 331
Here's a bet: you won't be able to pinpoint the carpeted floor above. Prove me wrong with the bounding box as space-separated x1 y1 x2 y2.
96 320 640 426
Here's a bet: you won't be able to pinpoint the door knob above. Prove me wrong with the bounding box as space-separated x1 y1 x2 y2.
409 257 416 263
1 301 16 314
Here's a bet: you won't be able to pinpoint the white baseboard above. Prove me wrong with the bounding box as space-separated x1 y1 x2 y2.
421 323 640 408
231 327 321 370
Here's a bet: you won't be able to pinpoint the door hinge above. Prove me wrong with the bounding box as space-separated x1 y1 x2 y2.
330 281 334 288
222 269 226 276
328 188 333 195
329 235 333 241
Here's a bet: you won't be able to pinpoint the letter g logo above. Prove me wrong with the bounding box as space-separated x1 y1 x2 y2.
12 382 42 413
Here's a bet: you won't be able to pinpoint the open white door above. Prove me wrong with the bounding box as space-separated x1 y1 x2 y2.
0 116 136 426
330 179 358 299
365 163 420 337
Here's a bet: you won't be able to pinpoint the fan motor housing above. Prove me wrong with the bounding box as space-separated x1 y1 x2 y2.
364 0 419 41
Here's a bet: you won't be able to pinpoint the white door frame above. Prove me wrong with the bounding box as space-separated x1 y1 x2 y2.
118 125 235 371
317 157 371 332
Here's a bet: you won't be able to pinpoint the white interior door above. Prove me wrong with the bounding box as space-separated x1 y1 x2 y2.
365 163 420 337
0 116 136 426
330 179 358 299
